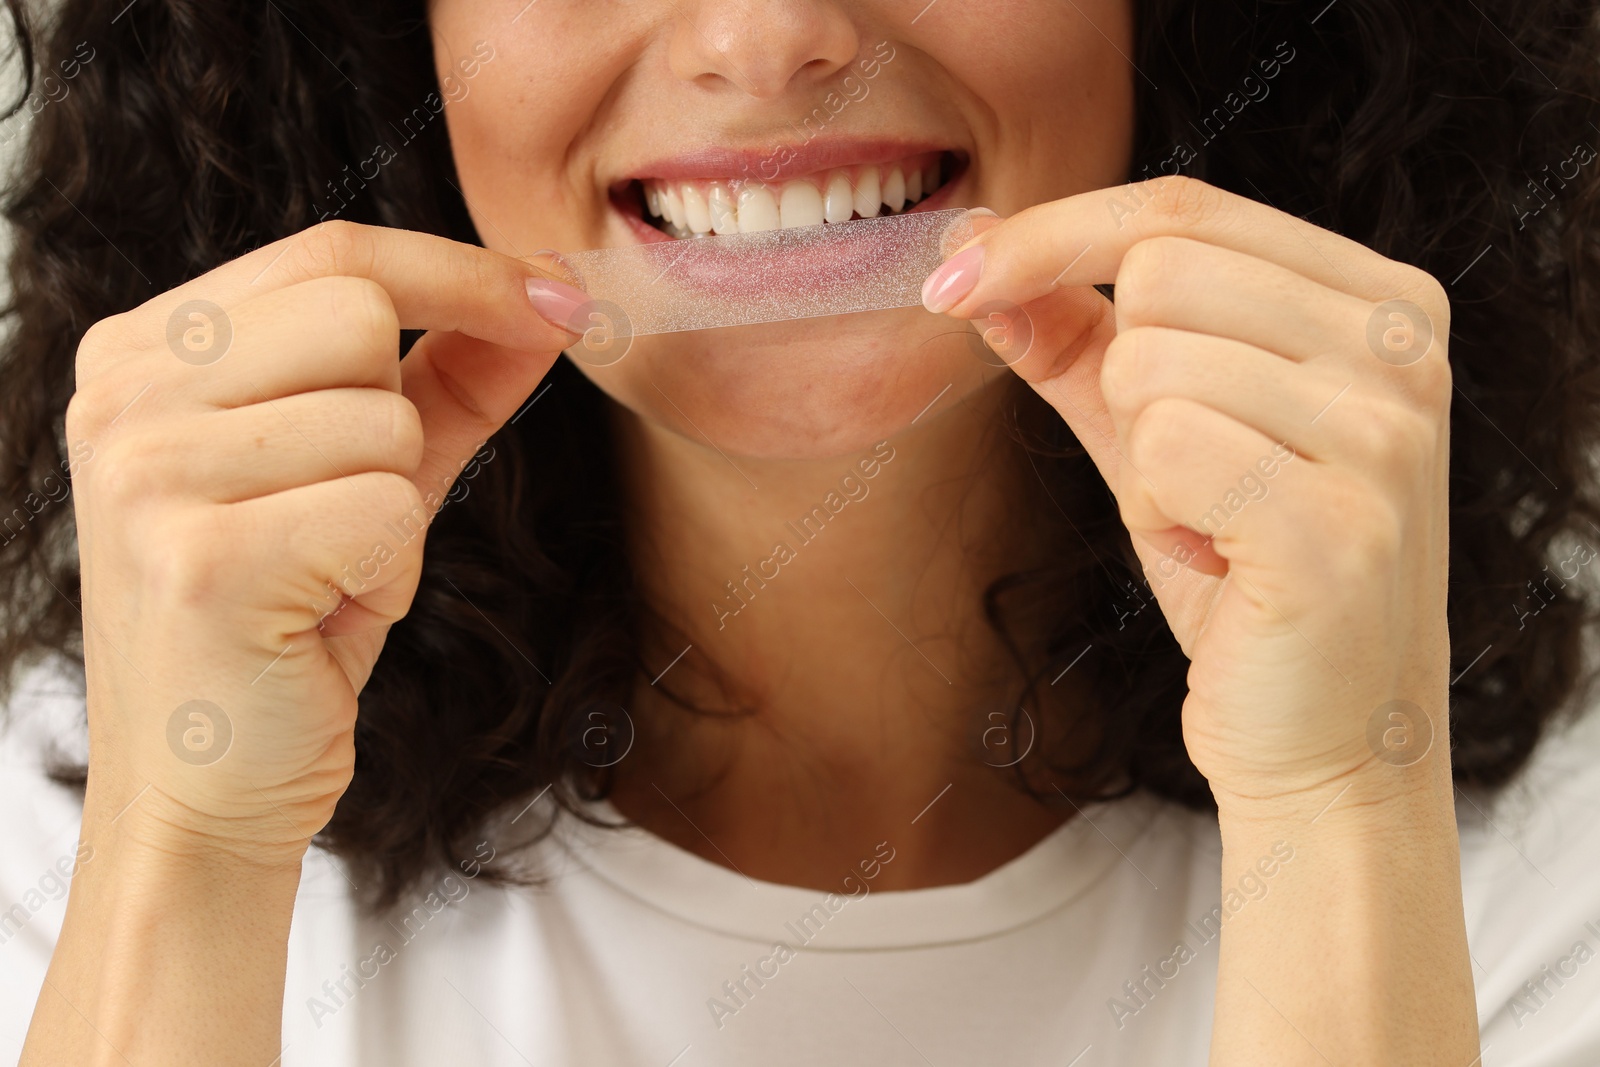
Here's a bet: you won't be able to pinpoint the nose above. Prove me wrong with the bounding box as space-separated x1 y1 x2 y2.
668 0 861 99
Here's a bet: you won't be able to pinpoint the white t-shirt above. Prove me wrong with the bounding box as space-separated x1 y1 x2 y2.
4 654 1600 1066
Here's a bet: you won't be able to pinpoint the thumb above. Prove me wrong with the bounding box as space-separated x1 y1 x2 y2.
994 281 1123 492
936 212 1125 492
1003 288 1230 580
399 251 583 512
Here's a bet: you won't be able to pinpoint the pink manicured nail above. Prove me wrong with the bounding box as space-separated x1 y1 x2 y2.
921 243 984 314
525 276 589 333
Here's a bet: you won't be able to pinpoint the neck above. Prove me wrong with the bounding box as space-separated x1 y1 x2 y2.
607 374 1072 891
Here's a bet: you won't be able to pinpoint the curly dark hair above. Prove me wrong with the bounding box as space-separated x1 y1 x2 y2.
2 0 1598 911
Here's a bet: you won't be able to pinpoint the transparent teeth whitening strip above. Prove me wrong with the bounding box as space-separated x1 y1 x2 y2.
561 208 976 336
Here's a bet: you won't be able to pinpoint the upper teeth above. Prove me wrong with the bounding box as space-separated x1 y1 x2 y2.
641 156 944 238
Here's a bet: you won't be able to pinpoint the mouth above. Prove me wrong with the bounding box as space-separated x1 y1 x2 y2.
610 145 967 242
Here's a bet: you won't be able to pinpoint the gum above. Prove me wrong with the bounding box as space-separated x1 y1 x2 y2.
562 208 975 336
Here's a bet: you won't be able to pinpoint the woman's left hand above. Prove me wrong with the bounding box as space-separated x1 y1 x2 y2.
923 177 1454 817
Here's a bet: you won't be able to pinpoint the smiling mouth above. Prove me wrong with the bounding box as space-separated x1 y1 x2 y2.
615 149 966 239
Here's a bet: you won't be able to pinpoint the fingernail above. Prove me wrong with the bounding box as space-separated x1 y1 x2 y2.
525 276 589 333
966 206 1000 219
921 243 984 314
526 248 582 288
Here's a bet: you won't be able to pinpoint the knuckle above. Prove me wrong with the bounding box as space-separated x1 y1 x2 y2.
64 362 157 438
322 275 399 355
1115 239 1182 322
1408 350 1453 412
372 392 425 473
1383 407 1440 477
1335 489 1404 575
360 471 428 526
1127 396 1197 467
1100 327 1155 408
1330 396 1442 483
1154 176 1226 229
466 254 503 311
1385 265 1452 349
63 389 106 441
1337 398 1398 466
73 315 135 385
1404 266 1450 319
295 219 373 280
144 509 231 608
75 316 122 366
90 431 169 510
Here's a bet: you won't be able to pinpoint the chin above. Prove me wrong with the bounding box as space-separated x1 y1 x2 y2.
550 137 999 459
572 304 992 461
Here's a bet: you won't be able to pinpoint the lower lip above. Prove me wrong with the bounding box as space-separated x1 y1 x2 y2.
610 174 964 299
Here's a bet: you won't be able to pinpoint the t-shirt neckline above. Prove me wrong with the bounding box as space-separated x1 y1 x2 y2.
554 790 1168 950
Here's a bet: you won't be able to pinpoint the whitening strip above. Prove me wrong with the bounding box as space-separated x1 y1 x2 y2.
561 208 976 337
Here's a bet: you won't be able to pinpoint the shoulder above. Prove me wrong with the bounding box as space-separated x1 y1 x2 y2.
1460 697 1600 1062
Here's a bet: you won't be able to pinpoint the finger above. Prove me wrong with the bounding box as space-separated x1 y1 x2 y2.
117 388 425 504
1112 237 1380 363
1101 327 1362 465
398 330 560 514
89 221 579 365
974 283 1123 488
1116 396 1313 576
225 471 431 636
934 176 1444 315
164 277 405 406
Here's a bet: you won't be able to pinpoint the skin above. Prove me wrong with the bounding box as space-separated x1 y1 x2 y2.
430 0 1136 890
25 0 1479 1064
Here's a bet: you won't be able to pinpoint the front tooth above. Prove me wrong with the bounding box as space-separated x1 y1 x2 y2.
645 184 662 218
906 167 922 203
661 185 683 226
923 161 941 195
681 185 713 234
882 167 906 213
708 183 737 234
853 167 881 219
737 184 780 232
823 171 854 224
779 181 825 228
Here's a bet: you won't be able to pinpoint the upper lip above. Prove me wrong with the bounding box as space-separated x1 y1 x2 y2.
613 136 955 187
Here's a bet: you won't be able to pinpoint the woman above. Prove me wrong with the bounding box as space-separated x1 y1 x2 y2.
3 0 1600 1062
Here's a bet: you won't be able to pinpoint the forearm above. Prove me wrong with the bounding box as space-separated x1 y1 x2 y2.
22 788 305 1067
1209 759 1479 1065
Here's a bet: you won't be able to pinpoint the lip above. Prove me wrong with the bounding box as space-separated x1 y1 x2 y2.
608 139 969 248
615 166 964 248
615 136 957 186
584 207 971 314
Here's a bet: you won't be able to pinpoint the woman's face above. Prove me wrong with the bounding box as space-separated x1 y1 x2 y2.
429 0 1135 459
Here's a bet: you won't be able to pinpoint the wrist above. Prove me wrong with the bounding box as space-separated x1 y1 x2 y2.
82 774 315 874
41 789 304 1067
1210 748 1456 837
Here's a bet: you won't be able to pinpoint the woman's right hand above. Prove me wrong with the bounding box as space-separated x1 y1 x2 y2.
66 221 585 866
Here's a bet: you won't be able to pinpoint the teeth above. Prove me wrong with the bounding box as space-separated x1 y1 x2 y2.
681 185 712 234
779 181 825 228
737 184 780 232
640 156 947 238
708 184 737 234
823 172 854 224
882 167 906 213
852 168 881 220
